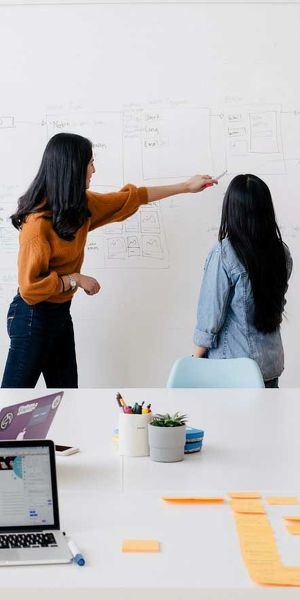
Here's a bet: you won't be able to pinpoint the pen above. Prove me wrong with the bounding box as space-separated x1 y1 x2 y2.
116 392 127 407
116 394 123 409
67 538 85 566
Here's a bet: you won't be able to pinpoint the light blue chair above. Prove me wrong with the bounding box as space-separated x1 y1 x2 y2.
166 356 265 388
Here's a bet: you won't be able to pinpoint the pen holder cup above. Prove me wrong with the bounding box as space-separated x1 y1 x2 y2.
118 413 152 457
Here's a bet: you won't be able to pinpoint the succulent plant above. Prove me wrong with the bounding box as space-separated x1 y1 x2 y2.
150 412 187 427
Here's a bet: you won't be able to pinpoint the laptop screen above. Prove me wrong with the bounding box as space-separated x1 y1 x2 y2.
0 443 58 530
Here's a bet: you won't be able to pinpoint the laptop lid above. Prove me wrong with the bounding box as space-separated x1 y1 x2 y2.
0 440 60 533
0 392 64 441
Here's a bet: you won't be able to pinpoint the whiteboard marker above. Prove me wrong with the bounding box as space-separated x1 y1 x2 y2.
204 170 227 188
214 170 227 181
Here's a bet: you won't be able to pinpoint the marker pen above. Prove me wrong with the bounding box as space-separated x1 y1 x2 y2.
215 170 227 180
204 170 227 188
68 538 85 566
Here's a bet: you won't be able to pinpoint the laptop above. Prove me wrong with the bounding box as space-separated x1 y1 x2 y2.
0 439 72 565
0 392 63 441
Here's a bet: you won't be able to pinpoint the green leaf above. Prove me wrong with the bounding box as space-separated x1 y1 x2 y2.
150 412 187 427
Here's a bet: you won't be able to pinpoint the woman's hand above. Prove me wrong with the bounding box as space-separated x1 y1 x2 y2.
193 344 208 358
74 274 101 296
185 175 218 193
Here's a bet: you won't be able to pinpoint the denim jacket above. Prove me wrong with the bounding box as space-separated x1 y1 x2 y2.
193 238 293 381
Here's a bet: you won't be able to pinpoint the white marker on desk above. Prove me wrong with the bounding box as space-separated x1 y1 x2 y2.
66 536 85 566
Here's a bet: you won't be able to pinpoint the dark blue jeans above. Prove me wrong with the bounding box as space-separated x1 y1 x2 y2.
1 292 78 388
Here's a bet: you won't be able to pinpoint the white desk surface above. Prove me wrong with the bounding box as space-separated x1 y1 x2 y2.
1 388 300 600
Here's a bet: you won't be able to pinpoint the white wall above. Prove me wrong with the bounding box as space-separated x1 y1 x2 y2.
0 2 299 386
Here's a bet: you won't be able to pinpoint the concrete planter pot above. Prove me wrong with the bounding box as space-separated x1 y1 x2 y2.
148 423 186 462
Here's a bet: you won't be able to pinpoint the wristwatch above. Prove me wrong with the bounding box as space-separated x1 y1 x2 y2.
67 274 77 292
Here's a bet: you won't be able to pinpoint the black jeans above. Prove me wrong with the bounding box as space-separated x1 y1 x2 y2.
264 378 279 388
1 292 78 388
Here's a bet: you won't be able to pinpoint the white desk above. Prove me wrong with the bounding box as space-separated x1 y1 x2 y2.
1 388 300 600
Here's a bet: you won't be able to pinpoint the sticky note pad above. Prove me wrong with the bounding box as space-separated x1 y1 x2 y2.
230 499 265 514
286 524 300 535
161 496 224 503
122 539 160 553
283 516 300 522
232 511 300 586
228 492 261 499
266 496 300 505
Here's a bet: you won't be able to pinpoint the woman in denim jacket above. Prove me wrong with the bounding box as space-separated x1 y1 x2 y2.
193 174 292 387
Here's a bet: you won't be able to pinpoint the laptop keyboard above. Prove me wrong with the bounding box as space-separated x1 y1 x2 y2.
0 533 58 549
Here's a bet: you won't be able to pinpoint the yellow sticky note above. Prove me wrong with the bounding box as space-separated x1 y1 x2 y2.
122 539 160 553
161 496 224 503
266 496 300 505
228 492 261 499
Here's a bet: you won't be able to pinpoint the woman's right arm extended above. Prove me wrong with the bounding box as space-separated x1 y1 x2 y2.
87 175 217 231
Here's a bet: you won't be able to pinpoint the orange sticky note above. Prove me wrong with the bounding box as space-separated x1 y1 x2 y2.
122 539 160 553
232 511 300 586
286 524 300 535
283 516 300 522
230 499 265 514
228 492 261 499
161 496 224 503
266 496 300 505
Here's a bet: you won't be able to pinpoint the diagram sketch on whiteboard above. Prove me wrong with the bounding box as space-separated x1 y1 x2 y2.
224 105 285 174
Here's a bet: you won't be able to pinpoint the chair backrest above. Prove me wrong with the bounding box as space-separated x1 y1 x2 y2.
166 356 265 388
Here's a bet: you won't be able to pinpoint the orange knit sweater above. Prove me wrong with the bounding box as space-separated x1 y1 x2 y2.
18 185 148 304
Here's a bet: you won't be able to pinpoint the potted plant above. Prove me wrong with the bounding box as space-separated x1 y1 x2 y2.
148 412 187 462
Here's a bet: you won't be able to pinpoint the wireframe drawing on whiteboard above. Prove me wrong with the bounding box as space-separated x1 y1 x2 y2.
224 105 285 174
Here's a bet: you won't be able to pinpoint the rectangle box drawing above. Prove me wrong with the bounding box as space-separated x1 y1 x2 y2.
45 111 123 188
224 104 285 174
249 111 279 153
0 117 14 129
141 106 212 180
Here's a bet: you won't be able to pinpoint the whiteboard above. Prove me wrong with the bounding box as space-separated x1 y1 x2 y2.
0 2 299 387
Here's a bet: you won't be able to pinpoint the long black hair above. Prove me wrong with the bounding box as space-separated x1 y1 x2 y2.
11 132 92 240
219 174 288 333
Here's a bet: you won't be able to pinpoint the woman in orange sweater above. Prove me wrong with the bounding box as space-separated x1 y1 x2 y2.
1 132 216 388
